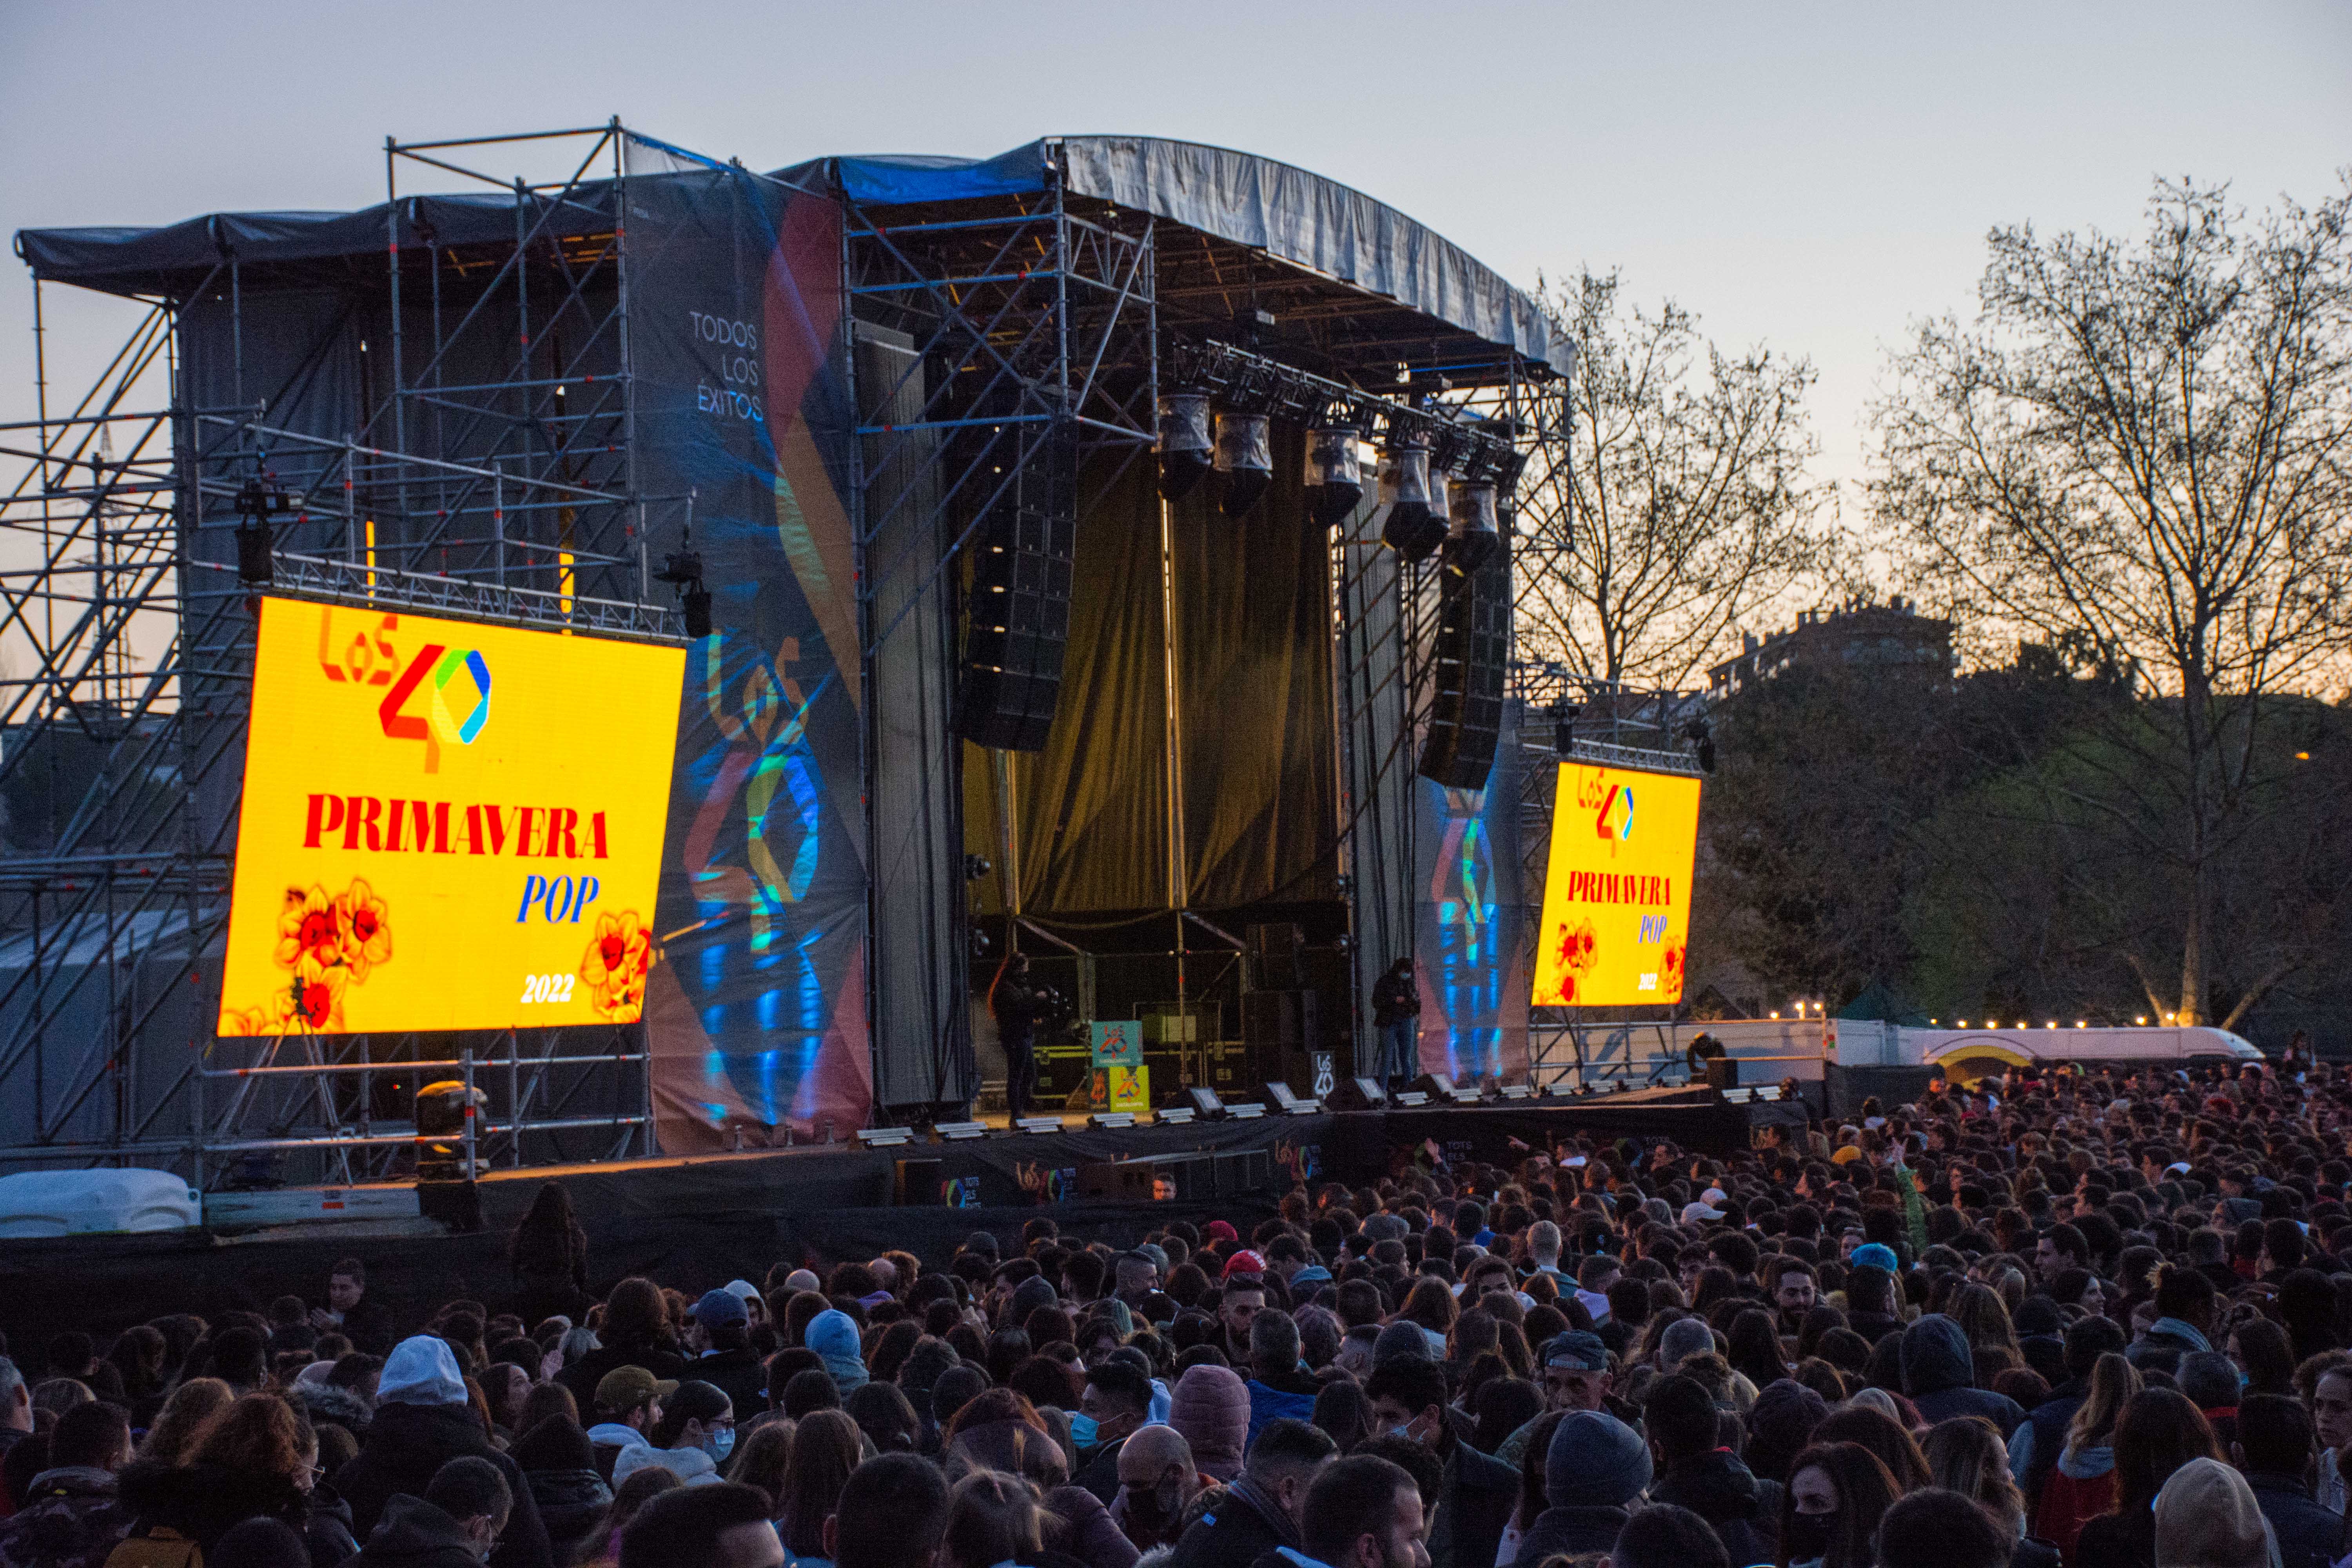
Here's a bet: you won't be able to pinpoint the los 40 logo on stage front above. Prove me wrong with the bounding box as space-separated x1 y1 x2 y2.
217 599 683 1036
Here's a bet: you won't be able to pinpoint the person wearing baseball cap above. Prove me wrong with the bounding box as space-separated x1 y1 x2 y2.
586 1365 672 1475
1539 1331 1615 1415
684 1287 766 1417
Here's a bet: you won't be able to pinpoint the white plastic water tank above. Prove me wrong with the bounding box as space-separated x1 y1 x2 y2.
0 1168 201 1238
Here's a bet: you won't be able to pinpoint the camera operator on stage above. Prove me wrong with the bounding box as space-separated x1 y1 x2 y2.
991 953 1047 1121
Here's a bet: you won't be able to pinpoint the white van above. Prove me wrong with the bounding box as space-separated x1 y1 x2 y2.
1915 1025 2263 1086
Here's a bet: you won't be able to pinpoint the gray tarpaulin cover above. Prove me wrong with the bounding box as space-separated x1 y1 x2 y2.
21 135 1567 376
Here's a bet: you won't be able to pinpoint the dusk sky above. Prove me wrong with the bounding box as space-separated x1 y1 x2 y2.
5 2 2348 500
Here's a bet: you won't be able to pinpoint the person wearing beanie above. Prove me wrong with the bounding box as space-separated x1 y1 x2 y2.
1009 1274 1060 1328
804 1310 868 1395
2153 1457 2274 1568
1512 1410 1654 1565
336 1338 556 1568
1744 1379 1831 1485
1167 1364 1250 1484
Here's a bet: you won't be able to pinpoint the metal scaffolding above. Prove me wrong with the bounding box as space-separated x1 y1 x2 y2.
0 122 684 1185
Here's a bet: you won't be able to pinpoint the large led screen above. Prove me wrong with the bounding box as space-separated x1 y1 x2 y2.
218 598 685 1035
1532 762 1700 1008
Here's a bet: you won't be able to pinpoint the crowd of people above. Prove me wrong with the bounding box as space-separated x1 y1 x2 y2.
5 1056 2352 1568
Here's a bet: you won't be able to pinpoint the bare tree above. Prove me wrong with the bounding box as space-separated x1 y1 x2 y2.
1515 267 1829 689
1873 176 2352 1025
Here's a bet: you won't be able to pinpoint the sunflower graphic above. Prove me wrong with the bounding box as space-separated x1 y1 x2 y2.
273 884 343 971
581 910 652 1023
334 878 394 982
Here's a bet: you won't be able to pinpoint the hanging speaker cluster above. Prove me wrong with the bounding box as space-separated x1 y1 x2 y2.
1379 438 1446 561
1157 391 1214 500
1305 425 1364 527
1214 412 1273 516
1449 479 1503 573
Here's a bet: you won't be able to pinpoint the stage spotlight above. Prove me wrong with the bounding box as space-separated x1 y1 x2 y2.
1158 391 1213 499
1305 426 1363 526
1550 701 1581 759
655 546 713 639
963 853 993 881
1379 437 1446 561
1448 480 1502 572
1215 412 1272 516
233 476 290 588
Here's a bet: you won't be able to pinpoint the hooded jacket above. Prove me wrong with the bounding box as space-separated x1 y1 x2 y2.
1164 1477 1289 1568
287 1381 375 1443
350 1495 491 1568
336 1400 553 1568
1898 1315 2025 1437
1511 1506 1631 1567
803 1311 868 1395
1167 1367 1250 1484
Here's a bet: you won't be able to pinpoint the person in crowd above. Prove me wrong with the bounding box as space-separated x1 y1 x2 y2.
775 1408 858 1567
559 1282 686 1409
2032 1350 2138 1557
2150 1457 2272 1568
117 1392 356 1567
1072 1363 1152 1504
1161 1417 1332 1568
1898 1316 2024 1437
508 1415 609 1564
2230 1394 2336 1568
1239 1309 1318 1450
1509 1408 1650 1566
505 1184 591 1327
613 1381 731 1487
1107 1424 1199 1554
309 1261 394 1357
1777 1440 1900 1568
1610 1503 1729 1568
2070 1387 2223 1568
1873 1488 2013 1568
617 1482 782 1568
1920 1417 2058 1568
1165 1365 1248 1486
583 1369 665 1483
1642 1373 1780 1566
335 1338 551 1568
1363 1356 1513 1568
803 1313 866 1397
682 1293 767 1421
347 1455 510 1568
824 1453 949 1568
1296 1454 1428 1568
0 1398 132 1568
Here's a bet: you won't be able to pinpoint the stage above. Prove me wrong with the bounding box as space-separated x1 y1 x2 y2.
0 1090 1798 1343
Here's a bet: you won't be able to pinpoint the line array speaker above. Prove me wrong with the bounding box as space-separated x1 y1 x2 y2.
956 434 1075 752
1417 534 1509 789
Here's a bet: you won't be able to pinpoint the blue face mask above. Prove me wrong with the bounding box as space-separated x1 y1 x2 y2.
704 1428 734 1461
1069 1414 1099 1448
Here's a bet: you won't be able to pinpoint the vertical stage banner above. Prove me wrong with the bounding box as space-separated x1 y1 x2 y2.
1413 703 1529 1083
625 149 871 1145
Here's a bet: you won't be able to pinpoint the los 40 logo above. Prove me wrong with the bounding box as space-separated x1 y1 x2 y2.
316 609 490 774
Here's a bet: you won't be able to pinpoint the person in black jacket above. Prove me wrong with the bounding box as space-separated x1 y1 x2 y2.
1899 1316 2024 1438
504 1184 591 1326
1366 1359 1515 1568
1641 1375 1780 1568
1512 1409 1651 1567
336 1338 553 1568
2236 1394 2343 1568
1371 960 1420 1093
508 1416 609 1564
350 1457 511 1568
310 1258 396 1357
1163 1419 1333 1568
117 1393 357 1568
990 956 1045 1120
681 1291 767 1421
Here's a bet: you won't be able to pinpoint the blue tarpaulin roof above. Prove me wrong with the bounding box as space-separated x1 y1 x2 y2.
17 134 1569 376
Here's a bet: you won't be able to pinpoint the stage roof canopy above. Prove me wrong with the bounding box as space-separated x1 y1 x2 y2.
17 134 1569 381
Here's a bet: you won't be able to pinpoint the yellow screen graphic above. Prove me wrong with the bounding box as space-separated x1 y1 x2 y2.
1532 762 1701 1008
218 598 685 1035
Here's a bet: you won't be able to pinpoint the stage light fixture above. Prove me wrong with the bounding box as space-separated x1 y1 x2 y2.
963 854 993 881
1685 719 1717 773
1154 1106 1196 1126
1550 702 1581 759
1305 425 1363 526
1379 437 1446 561
1229 1101 1267 1119
1326 1077 1386 1110
232 476 291 588
1088 1112 1137 1131
1497 1084 1532 1101
933 1121 988 1140
856 1126 915 1148
1447 479 1502 572
1186 1087 1228 1120
1014 1116 1063 1136
1265 1082 1319 1115
1158 391 1213 499
1392 1089 1430 1107
1215 412 1273 516
655 544 713 639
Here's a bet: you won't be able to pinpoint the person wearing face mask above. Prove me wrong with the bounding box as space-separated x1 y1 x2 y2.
1775 1441 1899 1568
1073 1363 1154 1504
1362 1359 1514 1568
1108 1424 1202 1553
1161 1419 1334 1568
613 1382 731 1487
349 1457 512 1568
